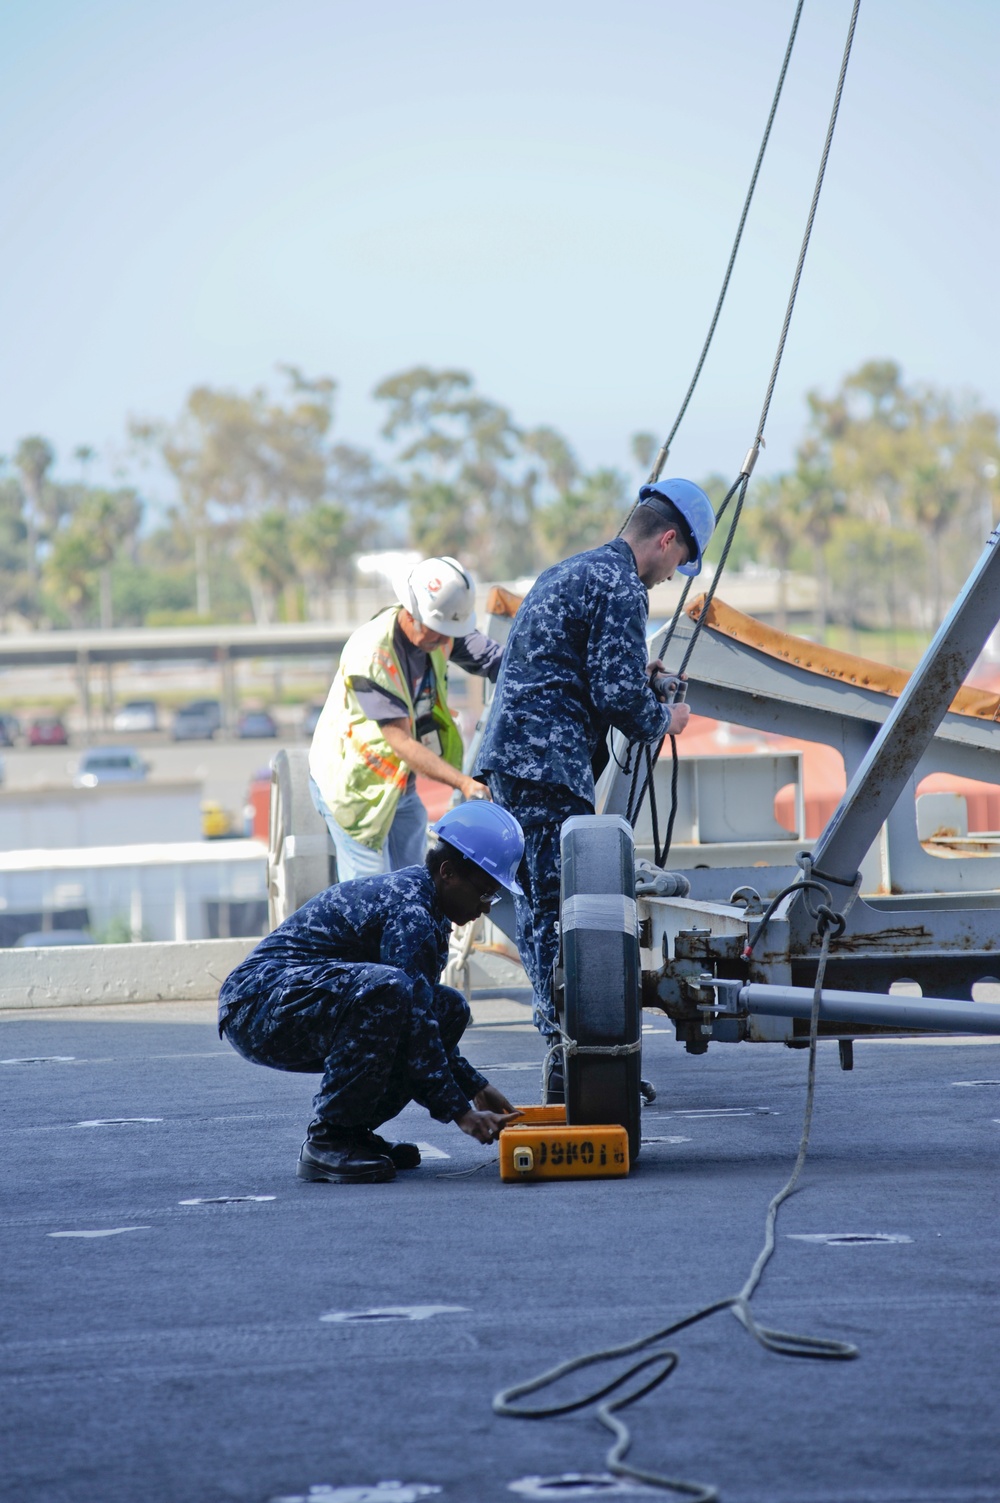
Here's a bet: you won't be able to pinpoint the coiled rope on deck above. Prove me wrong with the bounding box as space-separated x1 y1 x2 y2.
494 867 862 1499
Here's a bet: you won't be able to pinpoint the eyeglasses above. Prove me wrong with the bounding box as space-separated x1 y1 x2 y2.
467 873 504 906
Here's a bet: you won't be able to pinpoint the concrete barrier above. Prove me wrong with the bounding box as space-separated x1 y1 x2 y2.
0 938 257 1010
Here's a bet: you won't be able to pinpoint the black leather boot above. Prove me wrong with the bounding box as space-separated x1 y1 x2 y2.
366 1131 421 1170
297 1123 396 1184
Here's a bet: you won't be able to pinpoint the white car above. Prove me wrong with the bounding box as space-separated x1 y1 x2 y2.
112 700 159 733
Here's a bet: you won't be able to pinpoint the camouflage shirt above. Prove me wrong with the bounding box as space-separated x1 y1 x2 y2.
476 538 670 799
218 866 486 1121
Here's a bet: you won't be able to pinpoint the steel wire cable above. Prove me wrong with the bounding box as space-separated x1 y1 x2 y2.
618 0 806 545
626 0 861 858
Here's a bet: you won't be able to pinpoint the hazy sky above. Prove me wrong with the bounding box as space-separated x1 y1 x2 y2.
1 0 996 503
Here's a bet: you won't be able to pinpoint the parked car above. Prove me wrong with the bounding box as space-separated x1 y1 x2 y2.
72 746 149 788
28 715 69 747
189 699 222 731
171 701 220 741
112 699 159 733
0 712 21 746
301 702 324 737
15 929 93 947
236 709 278 739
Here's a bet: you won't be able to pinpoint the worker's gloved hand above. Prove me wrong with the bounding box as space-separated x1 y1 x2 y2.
474 1082 516 1115
461 776 492 802
456 1107 521 1145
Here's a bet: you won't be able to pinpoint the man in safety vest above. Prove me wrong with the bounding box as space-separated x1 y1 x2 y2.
475 480 716 1098
218 802 525 1183
309 556 501 882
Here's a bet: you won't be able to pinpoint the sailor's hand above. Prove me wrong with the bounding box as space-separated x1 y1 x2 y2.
667 702 691 736
474 1083 517 1115
456 1107 521 1145
461 777 492 802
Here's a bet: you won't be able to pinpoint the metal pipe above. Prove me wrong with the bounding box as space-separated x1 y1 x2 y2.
807 525 1000 888
740 983 1000 1035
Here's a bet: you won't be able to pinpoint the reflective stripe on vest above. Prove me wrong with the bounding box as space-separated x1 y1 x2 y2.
311 607 464 851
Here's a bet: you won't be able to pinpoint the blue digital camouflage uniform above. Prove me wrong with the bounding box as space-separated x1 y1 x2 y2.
218 866 487 1129
476 538 672 1037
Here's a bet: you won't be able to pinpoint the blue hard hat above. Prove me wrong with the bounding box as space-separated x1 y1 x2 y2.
638 478 716 577
430 802 524 894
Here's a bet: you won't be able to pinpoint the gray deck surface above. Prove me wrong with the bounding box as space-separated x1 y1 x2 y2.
3 998 999 1503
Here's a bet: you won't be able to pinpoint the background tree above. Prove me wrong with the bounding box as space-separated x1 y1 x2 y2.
131 368 335 616
538 467 629 563
375 367 533 578
290 500 358 620
796 360 1000 631
42 530 98 627
0 466 32 622
238 510 296 625
14 436 57 586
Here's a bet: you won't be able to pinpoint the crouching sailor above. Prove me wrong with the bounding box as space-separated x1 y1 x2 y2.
218 801 525 1184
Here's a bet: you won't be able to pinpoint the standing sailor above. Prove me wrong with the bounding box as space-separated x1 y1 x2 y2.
475 481 715 1096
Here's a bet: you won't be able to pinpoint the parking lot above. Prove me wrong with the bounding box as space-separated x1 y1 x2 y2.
0 735 291 823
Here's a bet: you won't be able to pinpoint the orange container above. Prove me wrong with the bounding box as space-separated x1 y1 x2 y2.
506 1104 567 1126
499 1118 630 1182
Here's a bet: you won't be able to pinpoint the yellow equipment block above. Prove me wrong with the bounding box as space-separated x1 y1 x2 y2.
507 1104 567 1126
499 1116 630 1182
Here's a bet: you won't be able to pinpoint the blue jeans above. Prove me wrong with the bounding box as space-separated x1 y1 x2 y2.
310 778 429 880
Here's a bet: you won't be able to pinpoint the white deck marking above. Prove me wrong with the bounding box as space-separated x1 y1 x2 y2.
640 1135 693 1145
787 1232 913 1246
178 1195 276 1205
49 1226 151 1239
2 1056 75 1064
665 1107 777 1118
269 1484 442 1502
413 1142 451 1160
74 1117 163 1127
320 1305 468 1324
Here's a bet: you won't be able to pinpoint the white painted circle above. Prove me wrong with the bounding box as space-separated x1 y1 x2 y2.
509 1475 659 1499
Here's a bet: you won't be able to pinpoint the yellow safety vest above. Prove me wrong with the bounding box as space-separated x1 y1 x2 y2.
309 607 465 851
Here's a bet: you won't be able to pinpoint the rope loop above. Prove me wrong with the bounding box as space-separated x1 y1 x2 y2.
815 903 847 938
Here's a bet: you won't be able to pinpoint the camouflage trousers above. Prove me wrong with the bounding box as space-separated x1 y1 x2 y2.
221 963 471 1128
486 773 593 1040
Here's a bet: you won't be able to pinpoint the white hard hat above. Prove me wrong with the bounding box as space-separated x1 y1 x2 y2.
403 556 477 637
